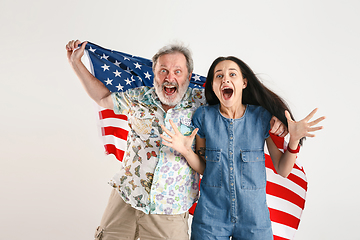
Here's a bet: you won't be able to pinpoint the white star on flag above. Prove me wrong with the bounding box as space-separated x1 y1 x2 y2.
124 78 132 85
134 62 141 69
114 60 121 67
192 74 201 81
101 54 109 60
101 64 110 71
89 47 96 53
115 83 124 91
144 71 151 80
113 70 122 77
104 78 113 85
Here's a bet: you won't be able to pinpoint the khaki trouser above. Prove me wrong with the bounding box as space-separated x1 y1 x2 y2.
94 189 189 240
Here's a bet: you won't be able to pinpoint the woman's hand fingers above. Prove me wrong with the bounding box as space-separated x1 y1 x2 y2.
288 108 325 140
304 108 318 122
160 133 173 143
309 116 326 127
160 124 174 137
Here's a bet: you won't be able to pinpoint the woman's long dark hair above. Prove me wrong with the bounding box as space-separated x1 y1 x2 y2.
205 56 304 145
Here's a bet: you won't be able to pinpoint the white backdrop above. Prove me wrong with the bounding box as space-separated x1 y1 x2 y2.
1 0 359 239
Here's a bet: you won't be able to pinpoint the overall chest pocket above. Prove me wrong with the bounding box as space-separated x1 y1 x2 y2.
240 150 266 190
202 149 222 188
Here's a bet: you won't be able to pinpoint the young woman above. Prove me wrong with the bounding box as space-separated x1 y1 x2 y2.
160 56 325 240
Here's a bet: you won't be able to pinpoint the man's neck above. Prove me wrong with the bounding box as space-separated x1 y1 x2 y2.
162 104 175 113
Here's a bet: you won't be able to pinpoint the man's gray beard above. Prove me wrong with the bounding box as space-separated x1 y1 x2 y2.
154 79 190 107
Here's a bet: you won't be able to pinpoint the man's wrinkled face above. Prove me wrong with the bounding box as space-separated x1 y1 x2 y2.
153 52 190 107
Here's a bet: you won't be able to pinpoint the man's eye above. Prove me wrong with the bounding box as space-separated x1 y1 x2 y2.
175 70 181 74
161 69 167 73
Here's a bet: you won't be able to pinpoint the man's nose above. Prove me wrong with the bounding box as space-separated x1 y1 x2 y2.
166 72 175 81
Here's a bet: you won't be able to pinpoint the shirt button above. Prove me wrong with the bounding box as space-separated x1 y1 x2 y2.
230 167 233 171
230 137 233 140
232 198 235 201
230 152 233 155
231 183 234 186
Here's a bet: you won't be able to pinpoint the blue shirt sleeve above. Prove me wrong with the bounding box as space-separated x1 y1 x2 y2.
192 106 205 138
263 108 272 139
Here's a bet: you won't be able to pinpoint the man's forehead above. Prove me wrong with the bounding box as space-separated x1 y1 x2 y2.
157 52 187 66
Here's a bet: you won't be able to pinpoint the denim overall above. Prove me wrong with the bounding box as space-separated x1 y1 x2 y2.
191 104 273 240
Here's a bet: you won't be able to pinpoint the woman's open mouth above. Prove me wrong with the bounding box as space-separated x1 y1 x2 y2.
222 87 233 100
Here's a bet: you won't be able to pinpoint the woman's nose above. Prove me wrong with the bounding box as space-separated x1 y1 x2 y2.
222 77 229 83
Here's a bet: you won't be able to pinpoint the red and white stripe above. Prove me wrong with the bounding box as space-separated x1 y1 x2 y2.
265 134 307 240
97 107 130 161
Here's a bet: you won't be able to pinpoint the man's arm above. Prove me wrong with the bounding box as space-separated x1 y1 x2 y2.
270 116 288 137
66 40 113 109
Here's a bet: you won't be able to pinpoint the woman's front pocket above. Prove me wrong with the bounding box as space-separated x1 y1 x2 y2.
202 149 222 188
240 150 266 190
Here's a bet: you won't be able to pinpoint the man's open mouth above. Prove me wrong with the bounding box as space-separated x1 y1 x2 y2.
222 87 233 100
164 85 177 95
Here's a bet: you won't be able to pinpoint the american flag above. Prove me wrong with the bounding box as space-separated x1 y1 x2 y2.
82 42 307 240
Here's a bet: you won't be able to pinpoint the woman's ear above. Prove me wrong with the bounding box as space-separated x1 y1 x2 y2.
243 78 248 89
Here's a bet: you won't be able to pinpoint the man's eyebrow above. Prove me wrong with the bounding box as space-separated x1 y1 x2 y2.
159 65 183 69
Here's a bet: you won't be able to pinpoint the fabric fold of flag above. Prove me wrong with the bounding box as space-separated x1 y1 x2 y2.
82 42 307 240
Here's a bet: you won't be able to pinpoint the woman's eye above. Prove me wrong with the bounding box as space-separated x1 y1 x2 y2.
230 73 236 77
216 74 223 78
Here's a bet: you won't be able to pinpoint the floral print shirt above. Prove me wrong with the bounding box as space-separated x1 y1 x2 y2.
109 86 206 214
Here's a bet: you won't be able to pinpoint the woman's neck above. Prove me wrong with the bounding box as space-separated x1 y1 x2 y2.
219 104 246 119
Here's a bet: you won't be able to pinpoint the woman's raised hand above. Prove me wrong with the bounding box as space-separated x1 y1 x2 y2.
160 119 198 156
285 108 325 142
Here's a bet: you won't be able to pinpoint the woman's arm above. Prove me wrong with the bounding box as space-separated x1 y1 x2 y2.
160 119 206 174
267 108 325 177
266 137 297 177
